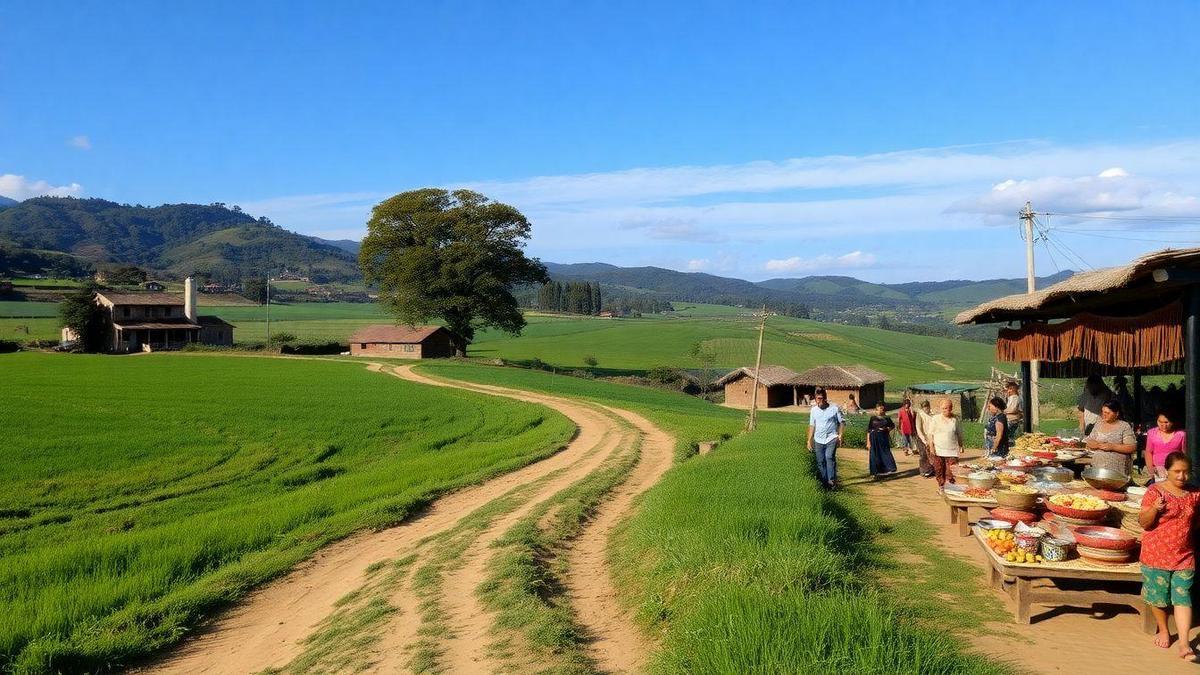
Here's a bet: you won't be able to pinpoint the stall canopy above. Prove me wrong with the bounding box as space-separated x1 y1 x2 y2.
956 246 1200 470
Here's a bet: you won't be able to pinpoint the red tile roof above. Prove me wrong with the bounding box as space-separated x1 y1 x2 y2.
97 292 184 306
348 324 447 343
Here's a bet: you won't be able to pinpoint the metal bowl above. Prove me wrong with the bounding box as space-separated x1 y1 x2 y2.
1082 467 1130 491
1029 466 1073 484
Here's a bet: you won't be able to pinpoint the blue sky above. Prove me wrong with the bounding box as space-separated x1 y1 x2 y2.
2 1 1199 282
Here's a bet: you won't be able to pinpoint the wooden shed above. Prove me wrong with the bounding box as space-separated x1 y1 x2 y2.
905 382 981 420
791 365 887 409
348 325 457 359
714 366 802 409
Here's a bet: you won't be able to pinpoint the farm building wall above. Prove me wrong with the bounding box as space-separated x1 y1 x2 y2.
722 378 794 408
350 342 426 358
722 377 770 408
200 325 233 346
821 386 875 410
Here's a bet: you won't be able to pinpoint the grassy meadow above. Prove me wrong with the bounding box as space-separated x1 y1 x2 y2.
0 353 574 674
418 362 1007 673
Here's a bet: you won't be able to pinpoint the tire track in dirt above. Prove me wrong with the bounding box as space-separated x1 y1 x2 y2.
143 360 671 674
143 362 609 674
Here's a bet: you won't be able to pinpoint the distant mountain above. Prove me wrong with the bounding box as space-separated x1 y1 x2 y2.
0 196 18 209
757 271 1074 309
544 262 813 310
543 261 1068 313
308 236 361 256
0 197 360 282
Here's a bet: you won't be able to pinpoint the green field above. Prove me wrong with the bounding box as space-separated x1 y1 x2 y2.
0 353 574 673
418 362 1006 673
0 296 1000 387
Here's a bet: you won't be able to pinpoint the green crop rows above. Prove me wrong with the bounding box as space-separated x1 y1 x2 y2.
0 353 573 674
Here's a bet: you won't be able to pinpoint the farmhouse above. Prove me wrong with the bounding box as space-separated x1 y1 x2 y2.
715 363 888 409
62 277 234 352
348 325 457 358
714 365 802 408
792 364 887 409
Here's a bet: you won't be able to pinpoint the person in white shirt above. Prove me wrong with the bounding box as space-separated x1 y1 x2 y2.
928 398 964 489
806 387 845 490
1003 381 1023 429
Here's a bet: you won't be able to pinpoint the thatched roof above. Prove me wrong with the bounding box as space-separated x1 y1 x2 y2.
793 365 887 387
349 325 449 344
713 365 800 387
955 247 1200 325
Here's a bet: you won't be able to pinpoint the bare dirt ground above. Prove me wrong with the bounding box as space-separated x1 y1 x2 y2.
840 447 1200 674
143 361 665 674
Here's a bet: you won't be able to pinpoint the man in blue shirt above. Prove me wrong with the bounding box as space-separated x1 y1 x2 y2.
807 387 845 489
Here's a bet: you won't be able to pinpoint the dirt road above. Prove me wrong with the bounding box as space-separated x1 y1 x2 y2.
143 362 666 674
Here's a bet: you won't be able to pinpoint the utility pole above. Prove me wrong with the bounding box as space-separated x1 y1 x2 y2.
1021 202 1041 427
747 305 767 431
265 270 272 347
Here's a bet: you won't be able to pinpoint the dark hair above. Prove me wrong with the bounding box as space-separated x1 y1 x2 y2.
1164 451 1191 471
1005 381 1019 390
1157 408 1180 426
876 400 886 409
989 396 1006 410
1101 398 1122 415
814 387 826 397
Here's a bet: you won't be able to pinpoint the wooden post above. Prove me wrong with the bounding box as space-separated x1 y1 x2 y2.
1020 360 1034 434
1186 287 1200 479
747 305 767 431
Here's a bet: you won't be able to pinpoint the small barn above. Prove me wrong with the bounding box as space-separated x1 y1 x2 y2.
714 366 802 408
792 365 887 409
348 325 457 358
198 316 235 346
905 383 982 420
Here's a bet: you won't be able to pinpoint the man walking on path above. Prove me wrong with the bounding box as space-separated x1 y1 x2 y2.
807 387 845 489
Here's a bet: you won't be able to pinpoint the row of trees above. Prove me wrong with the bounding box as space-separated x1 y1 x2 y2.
536 280 602 315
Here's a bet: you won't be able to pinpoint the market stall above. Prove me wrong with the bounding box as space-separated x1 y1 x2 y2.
956 247 1200 472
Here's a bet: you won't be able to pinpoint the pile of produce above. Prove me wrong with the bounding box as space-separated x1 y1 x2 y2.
1008 485 1038 495
1049 494 1108 511
963 487 994 499
1012 432 1085 457
985 529 1043 563
997 471 1029 485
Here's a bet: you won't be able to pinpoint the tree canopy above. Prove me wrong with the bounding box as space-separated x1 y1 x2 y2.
359 189 549 355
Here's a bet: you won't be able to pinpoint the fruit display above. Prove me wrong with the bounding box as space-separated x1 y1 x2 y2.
963 487 994 499
987 529 1044 564
1008 485 1038 495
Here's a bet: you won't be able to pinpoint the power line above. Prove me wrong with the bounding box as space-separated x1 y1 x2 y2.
1044 212 1200 223
1052 229 1200 245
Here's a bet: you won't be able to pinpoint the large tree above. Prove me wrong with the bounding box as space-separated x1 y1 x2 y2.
359 189 549 356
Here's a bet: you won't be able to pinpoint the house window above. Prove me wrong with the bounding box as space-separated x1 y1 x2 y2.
122 306 131 318
361 343 368 349
404 344 415 352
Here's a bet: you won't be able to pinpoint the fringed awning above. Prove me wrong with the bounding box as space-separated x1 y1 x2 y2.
996 302 1183 368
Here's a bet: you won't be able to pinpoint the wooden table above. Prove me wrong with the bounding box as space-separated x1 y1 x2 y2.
942 491 998 537
971 526 1152 631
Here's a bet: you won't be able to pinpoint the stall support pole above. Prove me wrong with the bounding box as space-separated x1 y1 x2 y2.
1020 360 1034 434
1186 288 1200 479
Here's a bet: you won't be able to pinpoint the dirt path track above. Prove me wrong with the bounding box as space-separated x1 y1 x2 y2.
144 361 666 674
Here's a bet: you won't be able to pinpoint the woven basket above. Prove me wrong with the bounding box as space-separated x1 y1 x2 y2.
995 490 1039 510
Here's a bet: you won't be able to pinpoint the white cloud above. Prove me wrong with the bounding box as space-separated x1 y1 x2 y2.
947 167 1199 218
765 251 879 273
68 135 92 150
0 174 83 200
237 137 1200 279
686 258 709 271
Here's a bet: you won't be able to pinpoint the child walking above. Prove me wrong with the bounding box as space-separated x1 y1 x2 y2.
1139 451 1200 661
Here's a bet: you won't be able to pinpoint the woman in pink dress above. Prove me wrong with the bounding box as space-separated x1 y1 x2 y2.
1147 410 1186 483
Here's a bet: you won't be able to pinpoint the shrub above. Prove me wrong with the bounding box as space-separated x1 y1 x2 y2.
268 331 298 345
583 354 598 368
